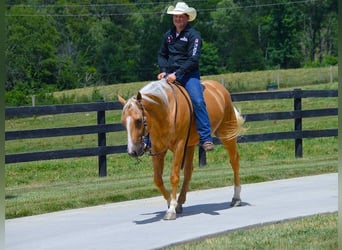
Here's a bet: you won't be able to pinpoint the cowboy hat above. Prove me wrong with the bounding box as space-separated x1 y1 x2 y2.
167 2 197 22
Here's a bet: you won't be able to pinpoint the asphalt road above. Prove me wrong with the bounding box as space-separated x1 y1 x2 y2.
6 173 337 250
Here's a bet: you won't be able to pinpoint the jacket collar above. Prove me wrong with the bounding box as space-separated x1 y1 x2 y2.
171 23 191 36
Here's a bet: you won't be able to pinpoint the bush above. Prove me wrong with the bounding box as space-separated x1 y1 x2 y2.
5 88 31 106
322 55 337 66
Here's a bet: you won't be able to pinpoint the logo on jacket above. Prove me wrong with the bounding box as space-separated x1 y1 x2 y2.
193 38 199 56
167 35 173 43
180 36 188 42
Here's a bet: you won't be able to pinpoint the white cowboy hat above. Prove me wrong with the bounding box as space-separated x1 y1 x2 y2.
166 2 197 22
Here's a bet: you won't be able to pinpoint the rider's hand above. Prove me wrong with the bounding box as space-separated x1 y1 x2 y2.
166 73 176 84
157 72 166 80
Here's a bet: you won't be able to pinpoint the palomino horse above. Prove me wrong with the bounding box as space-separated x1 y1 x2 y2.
118 79 244 220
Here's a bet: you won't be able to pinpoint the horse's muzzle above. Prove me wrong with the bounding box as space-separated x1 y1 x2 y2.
127 144 145 158
128 150 145 158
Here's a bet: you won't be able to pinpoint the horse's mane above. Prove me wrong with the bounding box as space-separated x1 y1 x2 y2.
123 80 170 114
140 79 171 106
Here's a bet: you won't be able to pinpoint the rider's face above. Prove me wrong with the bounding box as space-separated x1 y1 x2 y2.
173 14 189 31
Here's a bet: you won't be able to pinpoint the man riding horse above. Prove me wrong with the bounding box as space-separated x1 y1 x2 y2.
145 2 215 152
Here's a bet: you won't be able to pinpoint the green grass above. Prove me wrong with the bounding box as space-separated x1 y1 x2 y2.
4 67 338 249
164 213 338 250
5 140 337 218
5 68 338 219
50 66 337 102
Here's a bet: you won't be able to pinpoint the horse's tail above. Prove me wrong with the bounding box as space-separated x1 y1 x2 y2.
234 106 248 136
216 106 247 143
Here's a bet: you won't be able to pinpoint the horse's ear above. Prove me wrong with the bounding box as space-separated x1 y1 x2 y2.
118 95 126 106
137 92 142 101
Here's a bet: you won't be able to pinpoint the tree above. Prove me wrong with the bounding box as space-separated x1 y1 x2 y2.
301 0 338 65
256 0 304 68
211 0 265 71
200 41 221 75
6 5 60 92
5 0 338 106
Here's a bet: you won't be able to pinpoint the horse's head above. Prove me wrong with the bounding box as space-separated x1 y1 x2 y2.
118 93 146 157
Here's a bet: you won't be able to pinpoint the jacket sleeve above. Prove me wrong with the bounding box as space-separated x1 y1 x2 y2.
175 31 202 79
158 33 169 73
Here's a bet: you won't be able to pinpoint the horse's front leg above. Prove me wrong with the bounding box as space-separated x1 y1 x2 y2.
152 153 171 205
163 150 183 220
176 145 195 214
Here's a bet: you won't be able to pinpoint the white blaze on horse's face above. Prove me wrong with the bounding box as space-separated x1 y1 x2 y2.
121 100 145 157
125 116 134 153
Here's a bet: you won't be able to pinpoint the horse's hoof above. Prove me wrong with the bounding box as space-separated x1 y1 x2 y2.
176 204 183 214
231 197 241 207
163 211 176 220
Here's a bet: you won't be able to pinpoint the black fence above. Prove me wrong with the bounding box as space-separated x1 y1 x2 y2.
5 89 338 176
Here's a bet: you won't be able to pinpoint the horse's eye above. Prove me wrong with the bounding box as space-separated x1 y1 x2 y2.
135 118 143 127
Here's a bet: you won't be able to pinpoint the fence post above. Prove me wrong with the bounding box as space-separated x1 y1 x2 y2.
198 146 207 167
31 95 36 107
97 106 107 177
293 89 303 158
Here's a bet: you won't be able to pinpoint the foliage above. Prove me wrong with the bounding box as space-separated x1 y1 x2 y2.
5 0 338 105
6 6 60 91
50 66 338 105
199 41 222 75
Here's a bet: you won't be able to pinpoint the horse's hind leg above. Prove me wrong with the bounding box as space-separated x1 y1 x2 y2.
176 145 195 214
221 138 242 207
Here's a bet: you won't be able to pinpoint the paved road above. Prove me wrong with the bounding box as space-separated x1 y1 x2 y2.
6 173 337 250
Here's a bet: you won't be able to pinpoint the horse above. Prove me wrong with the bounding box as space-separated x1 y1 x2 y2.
118 79 244 220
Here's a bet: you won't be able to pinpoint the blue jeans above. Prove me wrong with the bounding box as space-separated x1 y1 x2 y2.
178 71 212 144
144 71 213 147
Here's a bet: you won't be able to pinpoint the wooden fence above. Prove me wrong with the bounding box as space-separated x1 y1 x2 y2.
5 89 338 176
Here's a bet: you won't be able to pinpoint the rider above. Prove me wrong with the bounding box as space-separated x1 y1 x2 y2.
145 2 214 152
160 2 214 151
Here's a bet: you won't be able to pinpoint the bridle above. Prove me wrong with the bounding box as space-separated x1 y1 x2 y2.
134 97 168 156
134 98 148 137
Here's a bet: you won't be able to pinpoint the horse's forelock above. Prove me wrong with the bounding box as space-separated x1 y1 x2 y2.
123 97 140 113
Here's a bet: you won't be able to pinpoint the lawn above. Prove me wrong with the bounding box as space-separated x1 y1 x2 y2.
164 213 338 250
5 68 338 222
5 68 338 248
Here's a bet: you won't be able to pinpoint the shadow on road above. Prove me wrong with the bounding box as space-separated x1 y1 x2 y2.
134 201 251 225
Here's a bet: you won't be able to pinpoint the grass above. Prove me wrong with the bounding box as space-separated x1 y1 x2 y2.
50 66 338 103
164 213 338 250
5 69 338 220
5 140 337 218
5 68 338 248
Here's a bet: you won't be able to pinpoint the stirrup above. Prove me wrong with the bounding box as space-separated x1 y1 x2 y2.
143 143 151 153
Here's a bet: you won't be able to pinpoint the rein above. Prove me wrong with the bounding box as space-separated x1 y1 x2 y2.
171 81 193 170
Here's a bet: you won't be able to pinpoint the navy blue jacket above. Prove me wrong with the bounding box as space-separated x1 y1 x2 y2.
158 24 202 80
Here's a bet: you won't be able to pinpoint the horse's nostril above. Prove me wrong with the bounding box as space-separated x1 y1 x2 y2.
128 152 136 157
128 148 144 158
128 150 140 158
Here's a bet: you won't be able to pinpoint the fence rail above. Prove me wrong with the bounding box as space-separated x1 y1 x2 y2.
5 89 338 176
